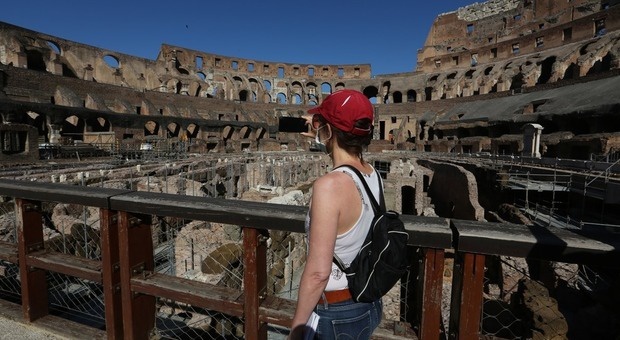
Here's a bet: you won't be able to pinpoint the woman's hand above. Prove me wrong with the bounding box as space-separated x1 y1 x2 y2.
301 114 316 138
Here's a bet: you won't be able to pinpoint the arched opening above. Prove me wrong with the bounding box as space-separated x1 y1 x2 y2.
382 81 391 104
263 80 272 92
167 123 180 138
26 50 46 71
239 90 248 102
144 121 159 136
321 83 332 94
25 111 47 138
292 93 302 105
407 90 417 102
103 55 120 69
90 117 111 132
239 126 252 139
536 56 556 85
425 87 433 101
362 86 379 104
586 52 612 76
393 91 403 103
187 124 200 139
563 63 579 80
62 115 85 141
510 73 525 90
277 93 287 104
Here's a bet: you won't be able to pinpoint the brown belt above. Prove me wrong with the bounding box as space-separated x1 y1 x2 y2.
318 289 353 304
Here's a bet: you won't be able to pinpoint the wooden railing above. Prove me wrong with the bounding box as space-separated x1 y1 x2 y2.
0 178 618 339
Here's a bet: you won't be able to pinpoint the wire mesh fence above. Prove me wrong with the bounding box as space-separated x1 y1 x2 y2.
479 255 619 339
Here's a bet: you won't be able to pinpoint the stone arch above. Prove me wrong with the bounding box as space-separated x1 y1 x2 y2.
188 81 202 97
382 81 391 104
334 82 345 91
88 117 111 133
166 79 181 94
263 93 272 103
424 87 433 101
292 93 302 105
362 86 379 104
222 125 234 140
393 91 403 103
186 124 200 139
144 121 159 136
263 80 272 92
562 62 580 80
25 111 47 137
25 49 46 71
239 126 252 139
277 93 287 104
407 90 417 102
167 122 180 138
321 82 332 94
239 90 249 102
254 127 267 140
306 82 318 104
536 56 556 85
103 55 120 69
586 52 613 76
248 78 260 93
62 115 85 141
510 73 525 90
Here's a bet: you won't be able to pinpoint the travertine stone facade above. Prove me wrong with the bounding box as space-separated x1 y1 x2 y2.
0 1 619 162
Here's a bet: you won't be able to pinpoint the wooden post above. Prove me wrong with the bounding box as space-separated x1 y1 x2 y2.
16 198 49 321
243 227 267 340
419 248 445 340
100 209 123 339
118 211 155 339
449 252 485 340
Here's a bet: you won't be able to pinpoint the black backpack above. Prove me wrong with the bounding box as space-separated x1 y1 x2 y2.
333 165 410 303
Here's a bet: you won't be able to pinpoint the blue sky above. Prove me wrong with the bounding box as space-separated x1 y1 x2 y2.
2 1 475 75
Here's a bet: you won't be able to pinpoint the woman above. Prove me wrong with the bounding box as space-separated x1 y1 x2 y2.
290 89 383 339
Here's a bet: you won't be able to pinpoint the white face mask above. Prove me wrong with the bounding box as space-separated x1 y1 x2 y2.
314 124 331 154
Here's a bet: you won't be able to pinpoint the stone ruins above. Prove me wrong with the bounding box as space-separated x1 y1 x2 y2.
0 0 619 338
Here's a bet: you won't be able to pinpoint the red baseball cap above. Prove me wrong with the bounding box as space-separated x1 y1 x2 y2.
308 89 374 136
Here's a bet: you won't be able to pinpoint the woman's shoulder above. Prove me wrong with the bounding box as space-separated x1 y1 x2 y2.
313 170 355 190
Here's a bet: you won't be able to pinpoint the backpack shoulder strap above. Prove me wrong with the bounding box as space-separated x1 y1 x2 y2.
332 164 384 272
336 164 385 214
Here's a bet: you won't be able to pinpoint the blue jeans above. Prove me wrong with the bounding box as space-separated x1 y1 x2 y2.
313 298 382 339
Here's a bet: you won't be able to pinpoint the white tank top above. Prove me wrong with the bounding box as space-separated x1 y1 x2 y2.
305 166 382 291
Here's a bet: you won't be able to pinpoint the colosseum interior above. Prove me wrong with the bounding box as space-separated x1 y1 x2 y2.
0 0 619 338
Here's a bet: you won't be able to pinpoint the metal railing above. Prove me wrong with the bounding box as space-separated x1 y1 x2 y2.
0 179 618 339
